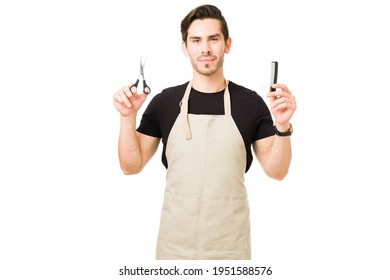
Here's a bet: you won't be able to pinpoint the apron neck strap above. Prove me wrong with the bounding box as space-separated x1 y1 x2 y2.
180 80 230 140
224 80 231 116
180 82 192 139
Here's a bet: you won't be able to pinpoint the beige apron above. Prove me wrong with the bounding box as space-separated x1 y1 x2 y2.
156 80 251 260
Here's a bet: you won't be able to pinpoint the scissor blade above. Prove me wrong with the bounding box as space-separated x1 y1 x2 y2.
140 54 148 78
139 56 144 77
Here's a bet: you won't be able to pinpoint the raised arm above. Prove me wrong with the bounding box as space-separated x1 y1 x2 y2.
253 83 297 180
113 84 160 175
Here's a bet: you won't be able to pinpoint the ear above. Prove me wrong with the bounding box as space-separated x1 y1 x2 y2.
182 41 189 57
224 37 232 54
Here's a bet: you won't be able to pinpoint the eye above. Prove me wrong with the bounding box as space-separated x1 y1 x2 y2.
210 36 220 43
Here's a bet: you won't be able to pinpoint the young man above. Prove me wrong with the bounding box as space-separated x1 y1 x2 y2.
113 5 297 260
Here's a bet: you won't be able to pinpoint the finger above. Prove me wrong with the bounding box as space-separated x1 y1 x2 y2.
272 97 297 111
271 100 290 111
268 94 295 109
267 90 292 98
123 85 133 97
113 93 123 104
273 101 294 112
271 94 296 106
271 96 288 107
129 83 144 96
272 83 291 93
118 90 132 108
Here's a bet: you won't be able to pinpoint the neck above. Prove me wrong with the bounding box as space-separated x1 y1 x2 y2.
192 71 226 93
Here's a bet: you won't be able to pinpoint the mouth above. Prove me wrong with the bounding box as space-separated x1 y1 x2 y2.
198 56 216 63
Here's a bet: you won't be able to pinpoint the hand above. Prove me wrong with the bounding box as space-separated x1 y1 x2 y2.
267 83 297 127
113 84 148 116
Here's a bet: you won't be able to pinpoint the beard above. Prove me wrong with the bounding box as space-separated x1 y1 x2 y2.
190 54 224 76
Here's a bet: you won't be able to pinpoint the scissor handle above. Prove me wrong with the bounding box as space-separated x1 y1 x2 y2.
130 79 151 94
130 79 139 94
143 80 151 94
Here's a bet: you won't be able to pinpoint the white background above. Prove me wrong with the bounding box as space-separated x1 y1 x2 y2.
1 0 389 279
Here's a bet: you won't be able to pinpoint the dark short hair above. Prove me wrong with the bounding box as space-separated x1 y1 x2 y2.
180 4 229 43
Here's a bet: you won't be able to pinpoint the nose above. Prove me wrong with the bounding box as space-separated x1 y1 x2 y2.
201 42 211 55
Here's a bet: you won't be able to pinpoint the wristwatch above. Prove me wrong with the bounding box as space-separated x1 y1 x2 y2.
274 123 293 136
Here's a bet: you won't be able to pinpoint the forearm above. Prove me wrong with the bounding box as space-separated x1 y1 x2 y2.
266 135 292 180
118 114 142 174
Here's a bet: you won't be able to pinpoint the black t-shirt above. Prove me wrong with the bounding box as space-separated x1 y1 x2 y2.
137 81 275 172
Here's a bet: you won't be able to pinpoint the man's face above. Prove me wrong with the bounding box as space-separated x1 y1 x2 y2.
182 18 231 76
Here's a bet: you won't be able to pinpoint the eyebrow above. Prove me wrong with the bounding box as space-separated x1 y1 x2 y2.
209 34 221 40
189 34 222 40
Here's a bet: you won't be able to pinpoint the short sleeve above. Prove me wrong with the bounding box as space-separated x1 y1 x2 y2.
253 95 275 141
136 94 162 138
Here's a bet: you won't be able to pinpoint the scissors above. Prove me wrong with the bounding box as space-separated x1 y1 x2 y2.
130 55 151 95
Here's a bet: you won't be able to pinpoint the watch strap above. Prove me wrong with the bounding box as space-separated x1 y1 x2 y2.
274 124 293 136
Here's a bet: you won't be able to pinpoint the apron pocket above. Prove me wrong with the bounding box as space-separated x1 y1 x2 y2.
199 197 249 251
158 191 200 248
